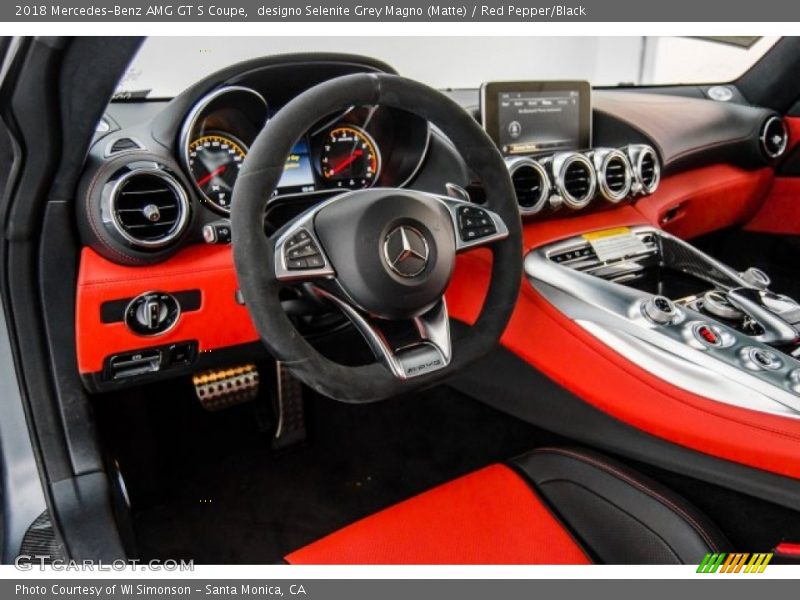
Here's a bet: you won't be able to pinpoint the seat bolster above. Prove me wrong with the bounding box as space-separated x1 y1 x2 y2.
511 448 730 564
285 464 591 565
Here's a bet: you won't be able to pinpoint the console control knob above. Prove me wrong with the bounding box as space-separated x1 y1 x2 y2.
740 346 783 371
125 292 180 336
789 369 800 394
702 290 744 321
692 323 722 347
741 267 771 290
643 295 678 325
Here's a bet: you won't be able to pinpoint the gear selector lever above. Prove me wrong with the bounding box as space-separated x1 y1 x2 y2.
726 287 799 345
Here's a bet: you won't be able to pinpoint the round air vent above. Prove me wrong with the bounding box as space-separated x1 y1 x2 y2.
508 158 550 215
760 116 788 159
555 153 596 210
594 149 632 203
109 168 190 249
628 145 660 195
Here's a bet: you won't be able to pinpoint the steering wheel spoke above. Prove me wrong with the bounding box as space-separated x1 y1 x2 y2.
430 194 510 252
273 209 336 282
313 285 452 380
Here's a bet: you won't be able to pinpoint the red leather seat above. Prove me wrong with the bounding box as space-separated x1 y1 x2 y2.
286 448 728 565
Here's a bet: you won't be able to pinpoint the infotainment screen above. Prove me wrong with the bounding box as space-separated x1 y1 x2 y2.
481 81 591 156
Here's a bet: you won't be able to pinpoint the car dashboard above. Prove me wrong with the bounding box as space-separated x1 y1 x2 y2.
76 52 789 406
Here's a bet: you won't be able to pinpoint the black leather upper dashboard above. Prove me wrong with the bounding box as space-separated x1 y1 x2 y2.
83 52 784 266
592 90 777 174
447 87 780 175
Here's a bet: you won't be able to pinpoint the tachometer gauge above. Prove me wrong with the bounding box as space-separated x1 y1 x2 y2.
187 133 247 211
319 125 380 189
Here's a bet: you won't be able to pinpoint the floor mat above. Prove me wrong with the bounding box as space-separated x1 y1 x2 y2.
95 378 560 564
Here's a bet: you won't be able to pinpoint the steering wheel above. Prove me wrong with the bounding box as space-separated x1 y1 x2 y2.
231 73 522 403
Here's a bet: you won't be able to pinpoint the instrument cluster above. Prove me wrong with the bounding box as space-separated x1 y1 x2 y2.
180 85 429 216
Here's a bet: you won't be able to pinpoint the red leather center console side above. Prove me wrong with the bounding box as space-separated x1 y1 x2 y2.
446 248 800 480
285 464 591 565
76 245 259 374
447 164 795 479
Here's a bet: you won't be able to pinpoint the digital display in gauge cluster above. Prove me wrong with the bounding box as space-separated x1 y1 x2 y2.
277 139 316 194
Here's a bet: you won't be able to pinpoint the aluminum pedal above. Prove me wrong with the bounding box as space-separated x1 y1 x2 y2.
193 364 259 411
272 361 306 450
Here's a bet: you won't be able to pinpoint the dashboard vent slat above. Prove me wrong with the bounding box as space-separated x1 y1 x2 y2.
110 169 190 249
605 160 627 193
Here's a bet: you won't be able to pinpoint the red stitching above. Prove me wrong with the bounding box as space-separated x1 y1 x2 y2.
533 448 720 552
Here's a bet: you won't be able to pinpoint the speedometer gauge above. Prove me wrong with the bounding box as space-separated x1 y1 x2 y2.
188 133 247 211
319 125 380 189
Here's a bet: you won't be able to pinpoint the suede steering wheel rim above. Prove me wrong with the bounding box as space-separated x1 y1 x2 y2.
231 73 522 403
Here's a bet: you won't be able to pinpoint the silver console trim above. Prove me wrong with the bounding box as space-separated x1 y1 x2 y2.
527 225 800 418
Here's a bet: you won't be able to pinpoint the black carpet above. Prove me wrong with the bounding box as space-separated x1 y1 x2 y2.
94 377 560 564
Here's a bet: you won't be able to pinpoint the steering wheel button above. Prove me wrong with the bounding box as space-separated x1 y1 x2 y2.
289 244 319 259
286 258 308 270
477 225 497 237
305 255 324 269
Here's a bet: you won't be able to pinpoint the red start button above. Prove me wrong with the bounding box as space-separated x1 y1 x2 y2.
696 324 720 346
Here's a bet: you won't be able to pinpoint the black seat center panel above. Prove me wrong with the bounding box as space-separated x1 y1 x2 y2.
512 448 729 564
527 225 800 418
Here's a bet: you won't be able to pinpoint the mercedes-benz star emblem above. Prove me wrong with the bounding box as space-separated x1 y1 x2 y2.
383 226 430 278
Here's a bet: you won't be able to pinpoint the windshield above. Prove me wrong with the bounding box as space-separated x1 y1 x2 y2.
120 36 779 99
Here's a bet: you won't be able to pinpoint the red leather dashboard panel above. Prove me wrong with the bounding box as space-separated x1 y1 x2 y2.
446 247 800 481
76 245 258 374
745 177 800 236
634 164 773 239
740 117 800 236
285 464 591 564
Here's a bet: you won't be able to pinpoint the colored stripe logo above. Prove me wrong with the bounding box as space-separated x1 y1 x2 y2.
697 553 773 573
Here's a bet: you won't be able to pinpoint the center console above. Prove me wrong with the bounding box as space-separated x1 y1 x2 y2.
527 226 800 417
